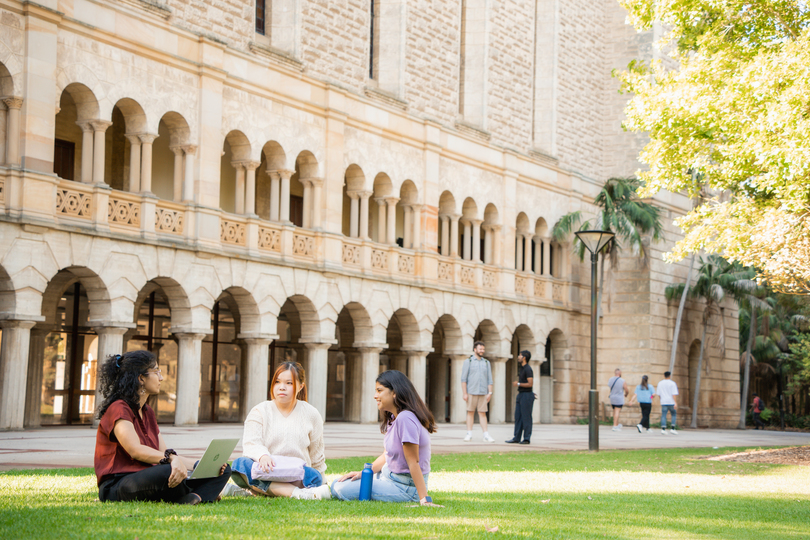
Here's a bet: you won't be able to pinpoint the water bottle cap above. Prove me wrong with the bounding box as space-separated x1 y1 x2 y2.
364 463 373 468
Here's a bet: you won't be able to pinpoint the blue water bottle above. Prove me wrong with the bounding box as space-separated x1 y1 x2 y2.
359 463 374 501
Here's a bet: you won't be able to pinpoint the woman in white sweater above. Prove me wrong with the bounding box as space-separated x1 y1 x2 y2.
226 361 330 500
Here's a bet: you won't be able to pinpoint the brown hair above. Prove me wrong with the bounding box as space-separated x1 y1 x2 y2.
270 361 307 402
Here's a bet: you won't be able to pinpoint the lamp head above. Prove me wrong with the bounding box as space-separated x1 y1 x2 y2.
575 230 615 255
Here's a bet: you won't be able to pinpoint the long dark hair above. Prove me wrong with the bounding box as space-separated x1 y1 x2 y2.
376 370 436 434
270 361 307 402
95 350 157 419
641 375 649 390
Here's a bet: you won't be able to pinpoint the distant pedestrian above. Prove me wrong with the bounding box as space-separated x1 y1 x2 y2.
461 341 495 442
751 393 766 430
628 375 655 433
656 371 679 435
608 368 629 431
506 350 535 445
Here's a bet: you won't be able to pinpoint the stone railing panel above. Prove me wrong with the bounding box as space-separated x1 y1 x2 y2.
342 242 361 265
552 283 563 302
534 278 545 298
293 231 315 257
397 253 414 274
108 197 141 228
0 178 4 203
483 270 497 289
515 275 528 295
371 248 389 271
259 227 281 252
56 186 92 219
438 261 453 282
155 205 183 235
221 219 247 246
460 264 475 286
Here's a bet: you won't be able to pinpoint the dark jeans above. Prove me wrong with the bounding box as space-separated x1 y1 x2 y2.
639 402 652 429
513 392 535 442
753 412 765 429
99 463 231 503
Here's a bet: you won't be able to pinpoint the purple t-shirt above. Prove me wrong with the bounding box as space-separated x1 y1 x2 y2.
383 410 431 475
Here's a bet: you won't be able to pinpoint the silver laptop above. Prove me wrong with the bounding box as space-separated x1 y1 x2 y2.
188 438 240 479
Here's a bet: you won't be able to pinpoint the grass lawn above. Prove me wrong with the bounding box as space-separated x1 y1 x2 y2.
2 447 809 539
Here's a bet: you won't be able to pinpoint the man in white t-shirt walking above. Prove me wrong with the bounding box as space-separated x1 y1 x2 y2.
656 371 679 435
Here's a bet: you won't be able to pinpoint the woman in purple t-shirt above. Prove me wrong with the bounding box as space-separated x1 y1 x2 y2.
331 370 441 506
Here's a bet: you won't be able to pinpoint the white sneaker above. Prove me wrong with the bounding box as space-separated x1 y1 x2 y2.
636 424 643 433
292 485 332 500
618 423 622 429
661 429 667 434
220 482 253 498
611 427 620 432
669 428 678 435
483 433 495 442
463 433 472 442
646 428 652 432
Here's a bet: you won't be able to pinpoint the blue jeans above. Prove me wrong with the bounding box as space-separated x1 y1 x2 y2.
661 404 677 429
230 457 323 492
331 464 428 503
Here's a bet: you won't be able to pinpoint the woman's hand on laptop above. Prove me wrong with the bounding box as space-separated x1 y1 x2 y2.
258 454 275 472
168 455 188 488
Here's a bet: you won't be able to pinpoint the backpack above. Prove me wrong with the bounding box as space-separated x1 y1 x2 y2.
754 397 764 412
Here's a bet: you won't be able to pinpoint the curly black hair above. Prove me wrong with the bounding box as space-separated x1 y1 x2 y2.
95 350 157 420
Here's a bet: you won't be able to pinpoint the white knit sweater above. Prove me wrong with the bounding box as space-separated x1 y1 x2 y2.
241 400 326 473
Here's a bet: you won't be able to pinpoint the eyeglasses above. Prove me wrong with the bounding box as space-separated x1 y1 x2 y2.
147 368 162 377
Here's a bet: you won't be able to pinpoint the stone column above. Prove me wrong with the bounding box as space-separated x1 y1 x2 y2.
310 178 323 229
348 192 360 237
0 320 36 430
24 326 49 428
304 343 331 420
386 198 399 245
402 206 412 248
483 225 493 265
492 225 502 267
490 357 508 424
387 352 408 374
279 169 293 223
407 351 428 400
244 161 260 216
472 219 482 262
534 237 542 275
0 104 7 165
358 191 372 240
440 215 450 256
411 204 422 250
268 170 281 221
450 214 460 258
77 121 94 183
429 357 448 421
174 332 206 426
170 146 184 201
515 232 524 271
375 198 387 243
232 162 245 215
530 359 542 422
543 239 551 275
301 178 312 228
125 134 142 192
344 351 361 422
357 347 382 423
90 120 112 185
524 234 532 274
182 145 197 202
449 354 468 423
3 97 23 166
243 338 272 416
139 133 158 194
92 326 131 425
461 219 471 260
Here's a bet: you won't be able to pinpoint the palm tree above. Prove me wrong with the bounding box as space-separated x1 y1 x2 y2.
666 255 755 428
552 177 664 317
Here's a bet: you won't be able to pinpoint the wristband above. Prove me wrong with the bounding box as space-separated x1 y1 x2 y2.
159 449 177 465
421 496 432 504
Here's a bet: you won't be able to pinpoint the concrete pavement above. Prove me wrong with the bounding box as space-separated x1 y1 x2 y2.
1 423 807 471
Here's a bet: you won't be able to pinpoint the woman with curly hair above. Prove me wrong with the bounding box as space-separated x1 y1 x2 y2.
94 350 230 504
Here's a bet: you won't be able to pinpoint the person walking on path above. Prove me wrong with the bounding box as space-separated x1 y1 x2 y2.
657 371 679 434
506 350 535 444
628 375 655 433
608 368 629 431
751 393 766 430
461 341 495 442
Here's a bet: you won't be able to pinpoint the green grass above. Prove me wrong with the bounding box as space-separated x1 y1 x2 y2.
2 447 809 539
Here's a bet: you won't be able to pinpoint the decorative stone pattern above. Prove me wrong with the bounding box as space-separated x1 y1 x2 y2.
483 270 496 289
221 220 246 246
460 265 475 286
438 261 453 282
371 249 388 271
259 227 281 252
108 198 141 227
293 232 315 257
552 283 563 302
534 279 545 298
515 276 528 295
342 243 361 265
397 254 414 275
155 207 183 235
56 188 92 219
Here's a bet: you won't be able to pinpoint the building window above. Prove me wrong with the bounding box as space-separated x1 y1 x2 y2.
369 0 377 79
53 139 75 181
256 0 266 35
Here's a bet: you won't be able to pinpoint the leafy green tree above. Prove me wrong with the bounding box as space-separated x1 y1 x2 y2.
618 0 810 294
552 177 664 316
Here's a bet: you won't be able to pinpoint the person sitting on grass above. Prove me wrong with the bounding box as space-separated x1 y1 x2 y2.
224 361 330 500
331 370 442 506
94 350 230 504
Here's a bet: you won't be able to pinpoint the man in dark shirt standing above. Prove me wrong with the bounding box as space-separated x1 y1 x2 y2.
506 350 535 444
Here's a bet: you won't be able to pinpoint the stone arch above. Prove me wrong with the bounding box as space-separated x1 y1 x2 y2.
0 52 21 96
342 164 366 236
461 197 478 220
0 262 15 316
217 286 261 336
132 277 192 330
473 318 501 356
336 301 374 346
344 164 366 192
516 212 530 234
59 82 100 122
279 294 321 343
535 217 549 237
149 112 191 200
373 173 394 197
484 203 499 226
295 150 320 179
261 141 287 170
105 98 148 191
389 308 421 351
439 191 456 215
54 84 101 182
113 98 148 134
399 180 418 204
40 266 112 327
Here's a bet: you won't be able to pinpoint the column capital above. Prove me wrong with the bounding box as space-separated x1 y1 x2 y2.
125 132 143 145
470 218 483 226
385 196 400 206
403 349 433 357
90 322 136 335
138 133 158 144
358 190 373 200
2 96 23 110
302 341 334 351
374 196 388 206
303 177 324 187
347 190 361 200
240 337 275 347
449 353 471 362
182 144 198 155
459 217 471 226
230 160 246 170
0 319 37 330
90 119 113 132
76 120 95 133
169 145 185 156
449 213 462 222
276 168 295 180
491 356 511 363
170 328 211 339
244 160 261 171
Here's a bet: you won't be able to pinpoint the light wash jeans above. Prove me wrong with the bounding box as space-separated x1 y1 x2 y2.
330 464 429 503
230 456 323 493
661 404 677 429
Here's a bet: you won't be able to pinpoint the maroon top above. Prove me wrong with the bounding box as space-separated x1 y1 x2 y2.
94 399 161 486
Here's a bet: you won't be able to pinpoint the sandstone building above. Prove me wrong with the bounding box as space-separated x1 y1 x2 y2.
0 0 740 431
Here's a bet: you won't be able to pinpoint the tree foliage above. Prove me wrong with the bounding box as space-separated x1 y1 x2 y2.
618 0 810 294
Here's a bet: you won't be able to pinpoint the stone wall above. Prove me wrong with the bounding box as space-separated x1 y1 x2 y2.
167 0 253 49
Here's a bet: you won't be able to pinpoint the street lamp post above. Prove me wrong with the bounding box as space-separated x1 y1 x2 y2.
575 229 615 452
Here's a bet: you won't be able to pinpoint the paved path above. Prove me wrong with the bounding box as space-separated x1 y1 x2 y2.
1 423 807 471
